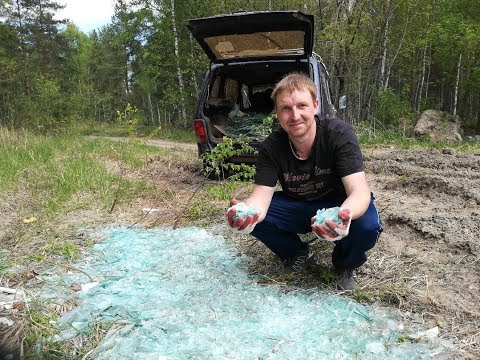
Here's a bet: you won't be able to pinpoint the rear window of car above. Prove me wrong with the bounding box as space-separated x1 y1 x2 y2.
204 31 305 60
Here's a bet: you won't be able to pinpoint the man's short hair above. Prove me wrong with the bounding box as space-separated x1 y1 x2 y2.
271 73 317 106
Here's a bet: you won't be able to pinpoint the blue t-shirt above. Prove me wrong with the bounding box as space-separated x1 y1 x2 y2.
254 116 364 201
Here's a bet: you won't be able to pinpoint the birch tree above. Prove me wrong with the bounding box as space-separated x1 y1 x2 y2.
452 53 462 116
169 0 187 125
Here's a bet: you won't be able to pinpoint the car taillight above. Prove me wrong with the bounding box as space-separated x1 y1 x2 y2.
193 119 207 144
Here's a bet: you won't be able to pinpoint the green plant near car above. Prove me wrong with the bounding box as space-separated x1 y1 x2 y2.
201 114 278 181
202 136 257 181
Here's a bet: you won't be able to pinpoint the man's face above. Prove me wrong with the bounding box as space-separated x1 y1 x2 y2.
275 89 319 139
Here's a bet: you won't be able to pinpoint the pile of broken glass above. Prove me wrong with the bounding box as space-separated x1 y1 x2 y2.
41 226 447 359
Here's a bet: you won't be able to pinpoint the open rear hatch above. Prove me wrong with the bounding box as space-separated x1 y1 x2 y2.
187 11 314 63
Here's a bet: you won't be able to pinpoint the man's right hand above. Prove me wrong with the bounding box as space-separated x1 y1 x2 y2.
311 208 352 241
226 199 260 235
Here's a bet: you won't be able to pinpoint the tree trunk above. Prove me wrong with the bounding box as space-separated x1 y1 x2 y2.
425 46 431 101
157 102 162 128
357 63 362 122
38 1 47 76
417 47 427 111
170 0 187 126
102 103 107 122
317 0 324 31
384 30 407 91
334 0 363 105
189 33 199 97
453 53 462 116
15 0 30 95
147 93 154 124
124 45 130 95
440 78 445 110
379 14 389 90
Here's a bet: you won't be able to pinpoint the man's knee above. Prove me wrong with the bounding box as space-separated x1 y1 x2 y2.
352 216 381 235
353 201 382 234
348 213 382 252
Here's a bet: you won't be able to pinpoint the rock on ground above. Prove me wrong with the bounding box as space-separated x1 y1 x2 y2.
414 109 463 142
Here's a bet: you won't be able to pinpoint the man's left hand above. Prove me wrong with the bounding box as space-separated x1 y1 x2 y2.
311 208 352 241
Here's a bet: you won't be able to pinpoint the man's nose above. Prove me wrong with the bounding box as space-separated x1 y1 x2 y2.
291 107 301 120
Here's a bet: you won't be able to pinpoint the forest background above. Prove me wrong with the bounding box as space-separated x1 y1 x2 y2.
1 0 480 135
1 1 480 357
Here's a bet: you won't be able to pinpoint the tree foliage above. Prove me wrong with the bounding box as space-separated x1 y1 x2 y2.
0 0 479 132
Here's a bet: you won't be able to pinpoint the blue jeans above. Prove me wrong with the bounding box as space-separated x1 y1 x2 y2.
251 192 383 270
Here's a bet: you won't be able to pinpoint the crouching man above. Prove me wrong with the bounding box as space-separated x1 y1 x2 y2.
226 73 382 290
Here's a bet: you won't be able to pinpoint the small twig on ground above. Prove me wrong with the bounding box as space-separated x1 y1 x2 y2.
172 176 206 229
127 211 149 229
81 347 96 360
109 197 117 213
44 261 94 282
378 203 392 214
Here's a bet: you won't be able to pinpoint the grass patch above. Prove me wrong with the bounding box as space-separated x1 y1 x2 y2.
0 129 154 216
397 335 408 343
76 120 195 143
0 128 161 266
357 127 480 153
0 128 56 191
47 240 79 262
186 201 223 225
0 251 11 274
352 289 373 303
313 267 336 284
204 181 246 201
82 138 170 169
183 180 253 226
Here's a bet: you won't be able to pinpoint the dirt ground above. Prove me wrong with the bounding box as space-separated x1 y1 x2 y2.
122 142 480 358
362 147 480 357
1 139 479 358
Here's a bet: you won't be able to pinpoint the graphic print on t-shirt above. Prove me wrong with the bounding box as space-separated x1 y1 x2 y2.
282 166 333 200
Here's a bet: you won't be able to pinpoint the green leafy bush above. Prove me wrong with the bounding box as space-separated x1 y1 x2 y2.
372 88 412 128
202 136 257 181
201 114 278 181
116 103 141 137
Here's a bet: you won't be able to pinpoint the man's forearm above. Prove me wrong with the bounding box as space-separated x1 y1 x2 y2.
340 189 371 220
244 185 275 222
